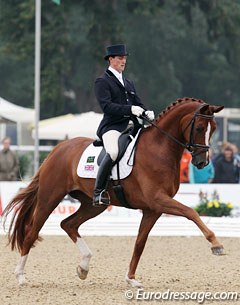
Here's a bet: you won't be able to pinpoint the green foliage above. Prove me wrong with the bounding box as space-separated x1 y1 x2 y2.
16 151 51 179
1 0 240 117
195 190 233 217
39 151 50 165
18 153 30 179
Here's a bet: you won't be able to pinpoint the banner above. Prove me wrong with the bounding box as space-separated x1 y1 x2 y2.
0 182 240 236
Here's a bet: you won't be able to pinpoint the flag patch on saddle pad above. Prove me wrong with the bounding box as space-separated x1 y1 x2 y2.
84 164 94 171
86 156 95 163
77 129 141 180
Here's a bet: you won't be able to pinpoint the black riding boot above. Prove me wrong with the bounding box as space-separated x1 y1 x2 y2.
93 153 113 207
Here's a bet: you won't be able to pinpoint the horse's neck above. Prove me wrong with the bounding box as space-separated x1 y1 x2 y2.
141 126 185 165
143 106 190 165
155 103 195 147
157 105 192 134
157 113 184 144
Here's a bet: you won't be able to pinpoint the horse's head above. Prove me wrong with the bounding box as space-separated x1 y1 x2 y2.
182 103 224 169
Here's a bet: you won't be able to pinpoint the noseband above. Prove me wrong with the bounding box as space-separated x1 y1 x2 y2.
142 104 214 155
183 105 214 155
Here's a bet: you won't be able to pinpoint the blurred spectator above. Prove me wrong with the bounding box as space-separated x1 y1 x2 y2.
189 148 214 183
0 137 19 181
231 143 240 183
212 145 240 183
180 149 191 183
212 141 230 166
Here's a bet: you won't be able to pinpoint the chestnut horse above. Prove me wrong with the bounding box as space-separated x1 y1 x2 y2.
3 98 224 287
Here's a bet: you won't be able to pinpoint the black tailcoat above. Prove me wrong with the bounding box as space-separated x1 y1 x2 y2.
94 69 146 138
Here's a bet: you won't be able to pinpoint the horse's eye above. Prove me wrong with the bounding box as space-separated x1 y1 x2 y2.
196 126 204 133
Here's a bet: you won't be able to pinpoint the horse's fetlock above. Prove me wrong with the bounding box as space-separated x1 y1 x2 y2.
15 270 21 276
206 231 215 242
85 252 92 259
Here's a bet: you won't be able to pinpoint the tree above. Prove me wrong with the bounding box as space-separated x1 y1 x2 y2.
0 0 240 119
0 0 72 118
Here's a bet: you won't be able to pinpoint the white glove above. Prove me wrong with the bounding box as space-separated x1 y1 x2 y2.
131 106 145 117
145 110 155 121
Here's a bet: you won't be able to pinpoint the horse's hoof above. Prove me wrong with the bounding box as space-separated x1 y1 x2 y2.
211 245 225 256
125 274 142 288
76 265 88 280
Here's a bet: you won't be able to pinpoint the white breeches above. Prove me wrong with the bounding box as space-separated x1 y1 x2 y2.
102 130 121 161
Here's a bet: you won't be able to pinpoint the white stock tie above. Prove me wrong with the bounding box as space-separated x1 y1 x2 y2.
119 75 124 86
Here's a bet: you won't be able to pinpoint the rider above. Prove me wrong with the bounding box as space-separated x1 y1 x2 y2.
93 44 155 207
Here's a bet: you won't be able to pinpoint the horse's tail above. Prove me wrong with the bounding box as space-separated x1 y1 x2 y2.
2 170 41 252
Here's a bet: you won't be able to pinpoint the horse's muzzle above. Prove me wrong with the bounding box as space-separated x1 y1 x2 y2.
195 161 207 169
191 150 209 169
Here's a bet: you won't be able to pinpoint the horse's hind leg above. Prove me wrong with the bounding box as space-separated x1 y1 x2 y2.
60 192 106 280
15 255 28 285
15 191 66 285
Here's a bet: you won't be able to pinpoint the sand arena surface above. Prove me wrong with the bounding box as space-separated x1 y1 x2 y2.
1 235 240 305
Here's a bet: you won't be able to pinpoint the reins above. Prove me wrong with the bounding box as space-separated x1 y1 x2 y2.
141 114 188 149
141 104 214 154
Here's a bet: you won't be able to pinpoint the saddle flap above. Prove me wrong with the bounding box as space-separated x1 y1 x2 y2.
77 128 142 180
97 124 142 166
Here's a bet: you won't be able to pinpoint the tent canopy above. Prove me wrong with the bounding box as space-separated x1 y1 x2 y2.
0 97 35 123
32 112 103 140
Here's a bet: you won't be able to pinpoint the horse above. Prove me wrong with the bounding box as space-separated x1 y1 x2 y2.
3 97 224 287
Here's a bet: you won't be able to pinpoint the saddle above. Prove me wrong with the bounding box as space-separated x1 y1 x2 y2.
93 123 142 166
77 124 142 209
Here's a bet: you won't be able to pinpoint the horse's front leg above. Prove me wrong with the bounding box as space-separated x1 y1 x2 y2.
153 195 224 255
126 209 162 287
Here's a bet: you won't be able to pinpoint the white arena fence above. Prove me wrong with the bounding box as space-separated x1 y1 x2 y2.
0 182 240 237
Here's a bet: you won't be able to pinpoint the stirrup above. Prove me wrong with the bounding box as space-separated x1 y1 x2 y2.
93 190 110 207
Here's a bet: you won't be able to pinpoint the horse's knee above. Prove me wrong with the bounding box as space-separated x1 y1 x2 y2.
185 206 200 220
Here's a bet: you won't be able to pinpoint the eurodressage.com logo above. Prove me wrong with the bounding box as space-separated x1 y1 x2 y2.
124 289 239 303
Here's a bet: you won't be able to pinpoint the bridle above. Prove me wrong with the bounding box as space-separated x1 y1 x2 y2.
141 104 214 156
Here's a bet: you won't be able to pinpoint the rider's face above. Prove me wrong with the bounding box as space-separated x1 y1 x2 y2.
109 56 127 73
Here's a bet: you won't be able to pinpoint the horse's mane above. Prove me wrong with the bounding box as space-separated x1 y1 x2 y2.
156 97 205 121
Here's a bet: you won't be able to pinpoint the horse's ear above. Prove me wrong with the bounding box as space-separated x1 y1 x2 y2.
209 105 224 114
199 104 210 114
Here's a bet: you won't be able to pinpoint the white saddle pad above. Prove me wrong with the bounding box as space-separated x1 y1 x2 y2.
77 129 141 180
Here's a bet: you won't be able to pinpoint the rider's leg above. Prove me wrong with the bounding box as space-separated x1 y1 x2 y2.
93 130 120 206
102 130 121 163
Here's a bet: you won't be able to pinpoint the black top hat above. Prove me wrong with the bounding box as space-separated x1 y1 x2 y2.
104 44 129 60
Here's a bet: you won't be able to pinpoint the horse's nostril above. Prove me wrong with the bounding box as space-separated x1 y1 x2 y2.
197 162 205 169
